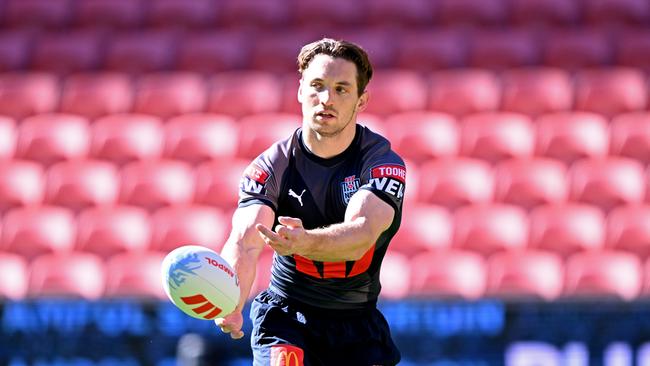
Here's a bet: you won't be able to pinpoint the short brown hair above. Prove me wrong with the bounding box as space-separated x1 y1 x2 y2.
297 38 373 96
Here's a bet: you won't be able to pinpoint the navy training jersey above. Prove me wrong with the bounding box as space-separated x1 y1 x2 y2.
238 124 406 310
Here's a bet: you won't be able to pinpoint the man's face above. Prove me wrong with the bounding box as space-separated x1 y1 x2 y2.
298 54 368 137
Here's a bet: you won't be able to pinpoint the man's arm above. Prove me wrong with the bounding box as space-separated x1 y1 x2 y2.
256 189 394 262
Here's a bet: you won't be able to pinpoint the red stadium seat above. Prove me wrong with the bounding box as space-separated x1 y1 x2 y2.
0 116 16 159
529 204 606 257
564 250 641 300
45 160 119 211
5 0 72 28
409 250 486 299
510 0 580 26
91 114 164 165
178 31 253 73
357 114 387 137
468 29 540 69
543 29 613 69
487 250 563 301
105 252 166 299
249 30 320 73
329 29 397 69
366 0 436 27
77 206 151 259
32 30 104 73
1 206 76 260
362 70 427 116
219 0 291 28
429 69 500 116
164 114 239 164
133 72 206 119
237 113 300 159
61 73 133 120
0 253 28 300
17 114 90 166
391 204 453 257
106 30 179 73
495 158 568 210
610 112 650 164
438 0 507 26
0 30 34 71
460 112 535 163
293 0 363 27
617 29 650 71
418 158 494 209
148 0 217 28
207 72 282 118
28 252 105 300
396 29 468 71
120 160 195 211
501 68 573 116
535 112 609 164
75 0 146 29
195 158 250 209
379 251 411 299
151 205 228 252
453 204 529 255
0 73 59 120
575 68 647 117
280 72 301 114
607 205 650 258
584 0 650 26
385 112 459 164
569 158 645 211
642 259 650 296
0 160 44 213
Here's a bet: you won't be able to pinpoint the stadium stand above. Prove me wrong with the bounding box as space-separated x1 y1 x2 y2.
147 0 218 29
391 203 453 257
0 160 45 212
564 250 641 300
105 30 179 73
409 250 486 299
361 70 428 116
177 30 253 73
542 29 613 69
574 68 647 117
60 72 133 119
509 0 580 26
104 251 167 299
0 116 16 159
32 30 105 74
150 205 228 253
236 113 300 159
164 113 239 164
395 29 467 71
16 114 90 166
91 114 164 165
494 158 568 210
4 0 73 29
379 250 412 299
468 29 540 69
606 204 650 259
609 112 650 164
500 67 573 116
459 112 535 163
207 71 281 118
0 30 34 71
0 73 59 120
119 160 195 211
428 69 501 116
133 72 206 119
535 112 609 164
385 112 459 164
27 252 105 299
0 252 28 300
75 0 147 29
194 158 250 209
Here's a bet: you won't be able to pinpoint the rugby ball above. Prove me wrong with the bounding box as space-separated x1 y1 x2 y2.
161 245 240 320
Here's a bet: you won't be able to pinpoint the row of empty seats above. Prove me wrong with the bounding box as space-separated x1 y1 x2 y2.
1 0 649 29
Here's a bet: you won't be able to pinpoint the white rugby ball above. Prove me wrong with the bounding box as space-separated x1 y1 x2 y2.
161 245 240 320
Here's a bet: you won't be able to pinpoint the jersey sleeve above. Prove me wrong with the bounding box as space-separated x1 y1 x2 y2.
359 151 406 213
238 145 286 211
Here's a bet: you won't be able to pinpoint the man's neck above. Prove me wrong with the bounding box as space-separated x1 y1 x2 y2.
301 123 357 159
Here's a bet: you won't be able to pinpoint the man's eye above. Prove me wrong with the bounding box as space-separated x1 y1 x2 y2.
336 87 347 93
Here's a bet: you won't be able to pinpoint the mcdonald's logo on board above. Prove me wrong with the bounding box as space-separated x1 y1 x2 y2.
270 345 304 366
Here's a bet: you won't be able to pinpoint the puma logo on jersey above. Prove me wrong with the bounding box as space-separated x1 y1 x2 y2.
289 189 306 207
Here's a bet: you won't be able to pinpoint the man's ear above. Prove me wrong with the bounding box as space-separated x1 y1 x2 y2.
356 91 369 112
297 79 303 103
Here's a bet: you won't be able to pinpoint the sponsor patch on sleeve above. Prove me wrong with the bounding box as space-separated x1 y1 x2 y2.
240 163 269 195
371 164 406 183
367 164 406 200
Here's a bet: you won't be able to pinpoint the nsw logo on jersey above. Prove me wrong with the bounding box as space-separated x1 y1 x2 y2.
340 175 360 204
240 163 269 194
367 164 405 200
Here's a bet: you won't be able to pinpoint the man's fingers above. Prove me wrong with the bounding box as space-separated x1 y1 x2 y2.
230 330 244 339
278 216 303 228
256 224 281 242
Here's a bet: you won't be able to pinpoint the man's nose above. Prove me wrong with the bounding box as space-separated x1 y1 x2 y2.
318 90 333 105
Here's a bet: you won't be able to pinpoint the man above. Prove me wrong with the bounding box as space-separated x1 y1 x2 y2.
215 38 405 366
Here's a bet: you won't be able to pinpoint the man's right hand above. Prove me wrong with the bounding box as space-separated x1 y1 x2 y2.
215 311 244 339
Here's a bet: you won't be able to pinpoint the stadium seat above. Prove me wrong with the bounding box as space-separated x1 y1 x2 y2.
329 29 397 69
0 116 16 159
529 203 606 257
133 72 206 119
61 73 133 120
5 0 72 28
106 30 179 73
437 0 507 26
0 253 28 300
28 252 105 300
574 68 647 117
219 0 291 28
564 250 641 300
409 250 486 299
280 72 301 114
194 158 250 209
391 204 453 257
510 0 580 26
468 29 540 69
607 204 650 258
500 68 573 116
453 204 529 256
487 250 563 301
119 160 195 211
610 112 650 164
429 69 500 116
417 158 494 209
379 251 411 299
357 114 387 137
0 160 44 213
105 252 167 299
164 114 239 164
569 158 645 212
91 114 164 165
584 0 650 26
1 206 76 260
361 70 427 116
366 0 436 27
543 29 613 69
460 112 535 164
385 112 459 164
207 72 282 118
293 0 364 27
237 113 300 159
148 0 217 28
535 112 609 164
45 160 119 211
494 158 568 210
76 206 151 259
75 0 146 28
0 73 59 120
177 31 253 73
616 29 650 71
151 205 228 253
249 30 320 73
395 29 468 71
0 30 34 71
16 114 90 166
642 259 650 297
32 30 104 73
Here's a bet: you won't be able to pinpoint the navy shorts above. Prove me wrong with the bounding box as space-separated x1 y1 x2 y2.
249 289 401 366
